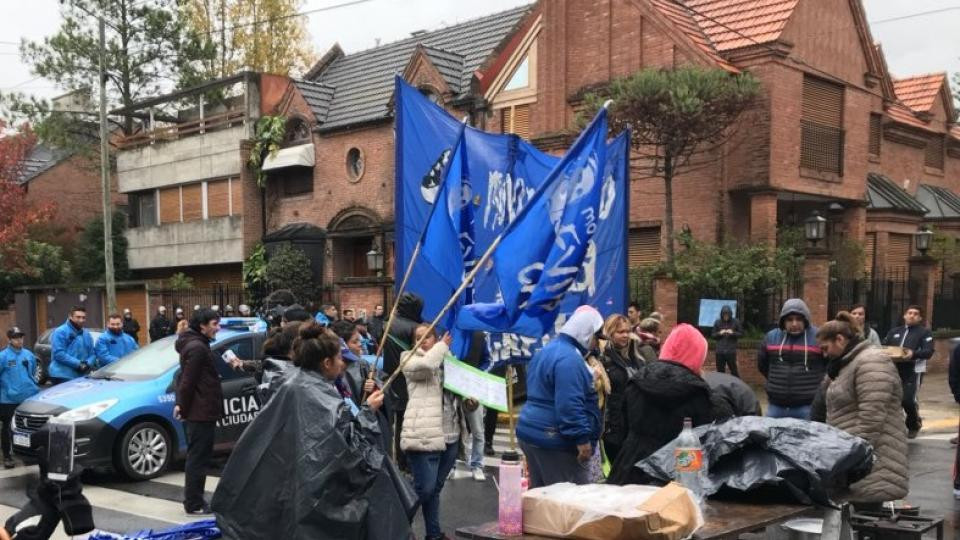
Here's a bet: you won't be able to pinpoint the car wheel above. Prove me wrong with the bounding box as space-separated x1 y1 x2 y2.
115 421 171 481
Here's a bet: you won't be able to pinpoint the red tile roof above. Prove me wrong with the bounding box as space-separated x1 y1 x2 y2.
892 73 946 113
651 0 738 71
682 0 800 52
886 102 938 133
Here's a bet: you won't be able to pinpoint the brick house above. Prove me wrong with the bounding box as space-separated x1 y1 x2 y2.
261 0 960 323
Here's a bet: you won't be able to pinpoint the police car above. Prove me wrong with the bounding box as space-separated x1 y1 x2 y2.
12 318 268 480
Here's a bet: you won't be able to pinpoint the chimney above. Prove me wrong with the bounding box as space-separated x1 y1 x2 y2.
410 30 427 38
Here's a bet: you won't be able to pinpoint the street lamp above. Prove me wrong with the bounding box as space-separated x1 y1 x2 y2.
915 225 934 255
366 244 384 277
804 211 827 247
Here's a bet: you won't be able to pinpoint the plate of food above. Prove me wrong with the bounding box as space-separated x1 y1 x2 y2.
882 346 909 361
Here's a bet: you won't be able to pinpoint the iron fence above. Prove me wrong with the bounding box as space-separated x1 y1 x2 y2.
933 273 960 330
676 273 802 334
828 267 913 338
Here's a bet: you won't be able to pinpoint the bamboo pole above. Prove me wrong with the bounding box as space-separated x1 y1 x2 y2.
506 365 516 451
379 235 503 395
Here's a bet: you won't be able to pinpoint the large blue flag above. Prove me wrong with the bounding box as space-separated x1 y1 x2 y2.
394 76 628 366
457 110 609 337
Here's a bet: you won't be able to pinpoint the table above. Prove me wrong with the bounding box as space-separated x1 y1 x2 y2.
456 500 812 540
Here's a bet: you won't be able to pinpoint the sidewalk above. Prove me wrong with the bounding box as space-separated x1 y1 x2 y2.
916 372 959 436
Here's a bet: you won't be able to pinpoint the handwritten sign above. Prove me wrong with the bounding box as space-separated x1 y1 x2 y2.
443 355 508 412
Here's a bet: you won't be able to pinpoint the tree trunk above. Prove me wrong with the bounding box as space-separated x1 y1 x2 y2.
663 152 676 265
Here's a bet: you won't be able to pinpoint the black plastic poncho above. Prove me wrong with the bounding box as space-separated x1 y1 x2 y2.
212 367 413 540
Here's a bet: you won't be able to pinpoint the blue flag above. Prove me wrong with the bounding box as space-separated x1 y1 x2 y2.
458 110 609 337
394 76 628 365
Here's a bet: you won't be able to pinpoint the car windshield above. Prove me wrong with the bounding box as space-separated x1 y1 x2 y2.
90 336 179 381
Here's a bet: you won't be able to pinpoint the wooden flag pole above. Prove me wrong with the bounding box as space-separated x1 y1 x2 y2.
363 117 471 401
379 234 503 396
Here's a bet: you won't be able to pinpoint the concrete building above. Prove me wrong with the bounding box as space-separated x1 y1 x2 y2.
112 73 277 288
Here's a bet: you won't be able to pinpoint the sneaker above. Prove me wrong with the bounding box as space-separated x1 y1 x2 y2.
955 489 960 500
184 503 213 516
483 444 495 457
472 467 486 482
3 457 13 469
907 428 919 439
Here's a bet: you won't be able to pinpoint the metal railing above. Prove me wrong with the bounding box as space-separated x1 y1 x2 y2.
117 109 246 150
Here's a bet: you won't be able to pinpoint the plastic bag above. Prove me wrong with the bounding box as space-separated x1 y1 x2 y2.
88 519 220 540
522 482 703 540
635 416 874 505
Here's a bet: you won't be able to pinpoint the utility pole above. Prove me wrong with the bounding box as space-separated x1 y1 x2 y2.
99 15 116 313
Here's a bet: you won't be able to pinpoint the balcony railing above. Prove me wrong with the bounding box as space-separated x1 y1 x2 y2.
117 109 246 150
800 120 844 175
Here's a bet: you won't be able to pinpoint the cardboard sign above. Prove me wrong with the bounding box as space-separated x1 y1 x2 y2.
443 355 508 412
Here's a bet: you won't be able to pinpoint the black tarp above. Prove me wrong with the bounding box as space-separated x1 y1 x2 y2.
635 416 874 505
211 367 413 540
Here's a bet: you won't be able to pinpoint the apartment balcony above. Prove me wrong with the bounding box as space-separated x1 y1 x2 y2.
125 216 244 270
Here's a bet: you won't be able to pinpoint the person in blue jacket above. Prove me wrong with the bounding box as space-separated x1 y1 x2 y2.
95 313 139 368
0 326 40 468
516 306 604 489
49 306 96 384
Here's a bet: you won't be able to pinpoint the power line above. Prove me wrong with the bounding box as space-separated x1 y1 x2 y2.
870 6 960 25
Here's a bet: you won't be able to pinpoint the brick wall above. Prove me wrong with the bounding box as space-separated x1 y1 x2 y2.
24 155 127 245
336 284 391 321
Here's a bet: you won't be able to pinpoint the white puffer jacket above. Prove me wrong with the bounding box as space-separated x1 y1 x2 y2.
400 342 460 452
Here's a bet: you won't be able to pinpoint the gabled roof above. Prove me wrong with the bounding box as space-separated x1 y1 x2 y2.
649 0 738 71
893 73 947 113
306 4 532 131
866 173 928 215
915 184 960 220
17 144 72 185
683 0 799 52
292 80 335 124
885 102 938 133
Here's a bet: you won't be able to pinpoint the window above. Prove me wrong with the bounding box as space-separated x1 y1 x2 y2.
213 338 254 380
504 56 529 92
130 190 157 227
868 113 882 156
500 104 531 139
925 135 944 170
181 183 203 222
800 75 844 174
628 227 661 268
159 186 181 224
346 147 364 181
279 168 314 197
208 179 230 217
284 117 311 144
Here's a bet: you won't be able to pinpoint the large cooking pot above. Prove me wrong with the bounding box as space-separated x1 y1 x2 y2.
779 518 822 540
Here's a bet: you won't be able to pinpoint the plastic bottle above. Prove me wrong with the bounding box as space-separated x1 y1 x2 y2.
498 451 524 535
674 417 706 503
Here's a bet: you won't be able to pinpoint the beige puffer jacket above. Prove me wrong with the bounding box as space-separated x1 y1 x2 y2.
825 341 909 503
400 342 459 452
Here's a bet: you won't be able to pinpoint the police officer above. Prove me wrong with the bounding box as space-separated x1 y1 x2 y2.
49 306 96 384
95 314 139 368
0 327 40 468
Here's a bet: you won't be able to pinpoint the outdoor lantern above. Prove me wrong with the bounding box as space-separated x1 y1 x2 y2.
366 245 385 275
804 211 827 246
915 225 934 255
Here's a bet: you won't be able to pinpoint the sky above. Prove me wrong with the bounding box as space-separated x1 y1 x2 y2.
0 0 957 103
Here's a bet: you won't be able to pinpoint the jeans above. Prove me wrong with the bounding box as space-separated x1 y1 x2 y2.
766 403 811 420
901 371 921 431
0 404 16 459
519 441 591 489
183 421 215 511
407 443 458 540
715 351 739 377
464 404 485 470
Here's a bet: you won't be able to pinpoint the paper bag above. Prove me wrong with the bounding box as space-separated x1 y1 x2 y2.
522 482 703 540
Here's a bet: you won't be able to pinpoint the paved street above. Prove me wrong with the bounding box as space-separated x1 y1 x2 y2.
0 408 957 538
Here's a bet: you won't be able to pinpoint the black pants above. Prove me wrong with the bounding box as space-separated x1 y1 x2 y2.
484 405 498 446
716 351 739 377
183 421 215 511
901 371 921 431
0 403 16 459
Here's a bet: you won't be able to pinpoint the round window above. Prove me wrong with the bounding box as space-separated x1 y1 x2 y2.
346 147 365 182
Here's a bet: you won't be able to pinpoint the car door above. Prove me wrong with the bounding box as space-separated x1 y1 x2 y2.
212 336 261 447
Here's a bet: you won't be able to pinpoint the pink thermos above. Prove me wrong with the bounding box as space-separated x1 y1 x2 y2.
498 451 524 535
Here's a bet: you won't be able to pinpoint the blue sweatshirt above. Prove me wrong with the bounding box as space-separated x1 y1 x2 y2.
0 345 39 404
